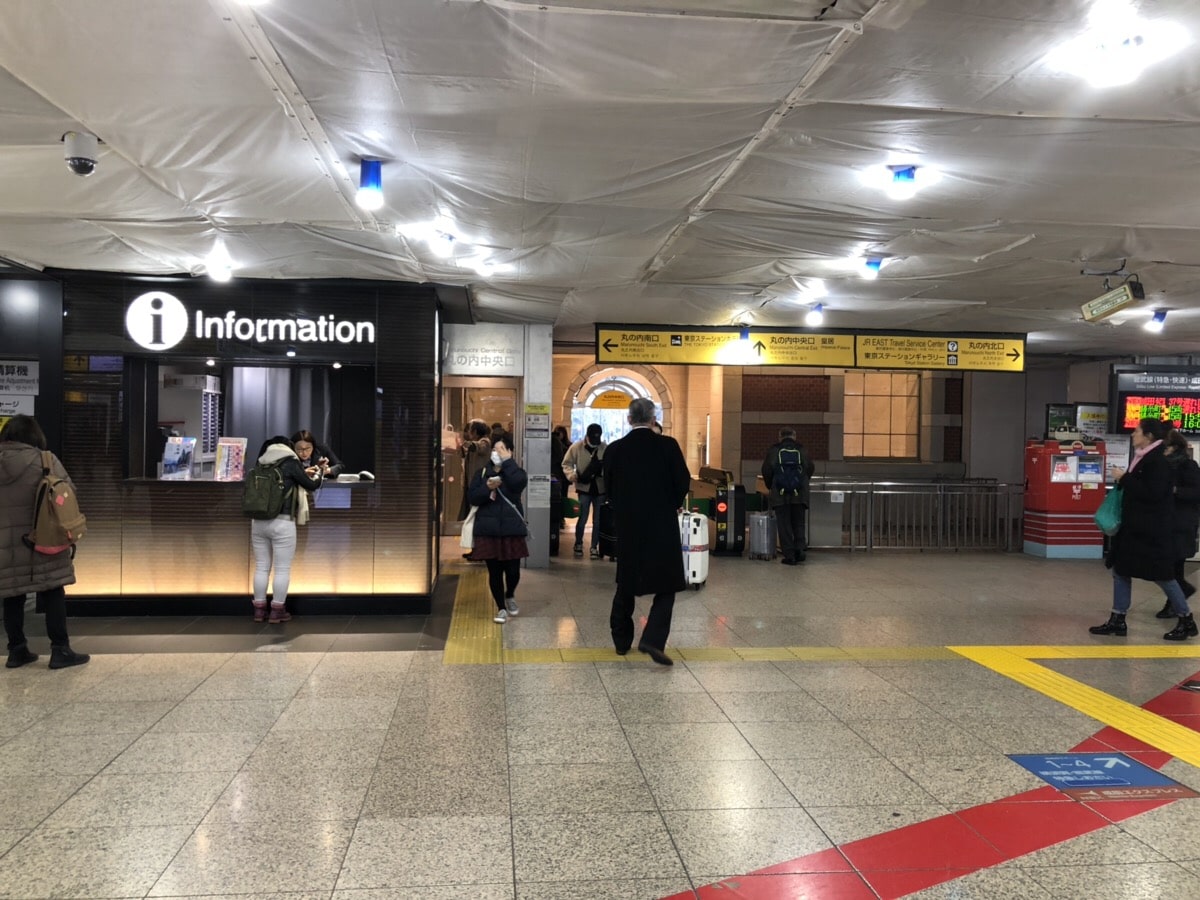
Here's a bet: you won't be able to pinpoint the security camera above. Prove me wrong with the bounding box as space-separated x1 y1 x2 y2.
62 131 99 176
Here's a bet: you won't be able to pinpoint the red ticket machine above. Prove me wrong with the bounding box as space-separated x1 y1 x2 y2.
1023 439 1107 558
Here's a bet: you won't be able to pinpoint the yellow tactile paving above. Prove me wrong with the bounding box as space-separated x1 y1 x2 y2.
442 567 502 665
1039 645 1200 660
952 646 1200 769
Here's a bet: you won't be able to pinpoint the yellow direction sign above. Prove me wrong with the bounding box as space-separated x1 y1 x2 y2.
856 335 1024 372
591 390 632 409
596 327 854 367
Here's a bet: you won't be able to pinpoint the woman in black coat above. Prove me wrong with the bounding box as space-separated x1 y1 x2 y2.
1158 429 1200 617
466 438 528 624
1091 418 1195 640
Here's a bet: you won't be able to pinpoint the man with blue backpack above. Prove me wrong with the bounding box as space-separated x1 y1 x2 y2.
761 427 815 565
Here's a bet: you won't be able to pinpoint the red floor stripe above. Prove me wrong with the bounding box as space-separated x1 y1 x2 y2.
662 668 1200 900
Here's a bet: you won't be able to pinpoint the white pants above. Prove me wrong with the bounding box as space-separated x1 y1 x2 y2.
251 516 297 606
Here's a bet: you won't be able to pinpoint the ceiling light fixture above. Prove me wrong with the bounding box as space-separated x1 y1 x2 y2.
332 361 342 370
1144 309 1167 332
286 346 297 358
861 258 884 280
805 303 825 326
859 163 941 200
205 246 234 283
355 159 384 211
205 358 216 367
430 232 455 258
1047 1 1190 88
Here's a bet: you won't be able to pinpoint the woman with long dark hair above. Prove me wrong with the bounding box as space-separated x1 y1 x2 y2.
466 438 529 623
1159 428 1200 616
1091 418 1196 640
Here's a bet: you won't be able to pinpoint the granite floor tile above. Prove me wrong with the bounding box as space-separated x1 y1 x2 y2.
188 672 310 701
908 864 1055 898
294 670 408 698
24 700 175 735
595 666 706 694
805 802 953 845
707 689 835 723
45 771 233 828
736 720 881 759
623 722 758 761
684 662 808 693
1016 825 1168 866
0 830 27 857
1113 799 1200 859
380 723 507 767
504 693 618 726
245 728 387 773
116 652 232 675
150 699 288 735
0 774 92 828
214 651 323 676
608 691 728 724
640 758 798 810
271 696 399 731
768 756 937 807
205 767 372 824
513 812 685 882
336 816 513 890
509 763 656 815
78 673 207 702
361 759 510 818
149 821 355 896
1020 862 1200 899
849 718 996 757
337 887 513 900
0 824 194 898
506 721 635 765
662 807 832 880
104 731 263 774
0 730 136 776
503 664 606 696
516 879 693 900
889 754 1045 805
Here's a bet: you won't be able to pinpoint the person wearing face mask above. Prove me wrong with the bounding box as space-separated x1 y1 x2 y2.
466 439 529 623
563 424 607 559
290 430 344 480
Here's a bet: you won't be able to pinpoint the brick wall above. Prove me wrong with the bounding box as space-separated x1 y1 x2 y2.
944 377 963 415
742 423 829 461
742 375 830 412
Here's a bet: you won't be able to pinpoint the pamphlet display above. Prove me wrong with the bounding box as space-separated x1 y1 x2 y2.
1023 438 1107 559
160 436 197 480
213 437 248 482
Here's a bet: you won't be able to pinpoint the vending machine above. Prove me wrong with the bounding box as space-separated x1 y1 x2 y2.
1023 439 1107 558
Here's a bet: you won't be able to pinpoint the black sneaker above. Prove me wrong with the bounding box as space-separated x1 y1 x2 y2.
590 548 601 560
573 543 583 557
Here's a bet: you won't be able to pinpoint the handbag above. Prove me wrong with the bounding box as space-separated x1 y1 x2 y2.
1094 485 1122 536
497 489 531 540
459 505 478 549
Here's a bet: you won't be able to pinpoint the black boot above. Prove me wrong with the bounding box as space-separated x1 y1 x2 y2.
5 644 37 669
48 644 90 669
1164 614 1198 642
1089 613 1127 636
1156 599 1176 619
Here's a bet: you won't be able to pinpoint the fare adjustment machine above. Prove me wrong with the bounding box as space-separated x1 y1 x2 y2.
1023 439 1107 558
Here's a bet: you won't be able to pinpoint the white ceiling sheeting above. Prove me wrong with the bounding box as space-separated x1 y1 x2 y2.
1 0 1200 357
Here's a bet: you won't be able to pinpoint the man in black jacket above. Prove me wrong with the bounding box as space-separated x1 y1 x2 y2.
604 398 691 665
761 427 815 565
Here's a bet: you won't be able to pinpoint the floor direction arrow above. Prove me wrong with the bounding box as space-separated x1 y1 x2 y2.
1096 757 1132 769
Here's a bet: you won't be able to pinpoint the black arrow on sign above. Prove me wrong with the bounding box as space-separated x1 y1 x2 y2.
602 338 618 352
1007 348 1021 362
753 340 766 356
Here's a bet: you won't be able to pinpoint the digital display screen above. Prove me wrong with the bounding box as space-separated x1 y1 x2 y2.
1119 395 1200 431
1112 368 1200 434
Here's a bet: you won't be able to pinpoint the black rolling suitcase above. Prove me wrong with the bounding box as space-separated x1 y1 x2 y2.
597 499 617 561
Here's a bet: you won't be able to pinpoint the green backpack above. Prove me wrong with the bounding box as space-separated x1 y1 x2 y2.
242 461 288 519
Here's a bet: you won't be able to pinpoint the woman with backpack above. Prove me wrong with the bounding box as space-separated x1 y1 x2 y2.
0 415 89 668
247 436 323 624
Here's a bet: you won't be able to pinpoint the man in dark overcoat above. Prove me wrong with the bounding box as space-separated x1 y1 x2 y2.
603 398 692 665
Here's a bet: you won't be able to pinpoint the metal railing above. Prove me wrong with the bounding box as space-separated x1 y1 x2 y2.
807 479 1024 552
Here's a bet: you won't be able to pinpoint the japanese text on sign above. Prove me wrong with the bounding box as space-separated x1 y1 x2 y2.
1122 395 1200 431
856 336 1024 372
0 361 39 395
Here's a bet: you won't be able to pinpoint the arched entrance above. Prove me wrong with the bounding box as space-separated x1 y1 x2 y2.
565 365 672 443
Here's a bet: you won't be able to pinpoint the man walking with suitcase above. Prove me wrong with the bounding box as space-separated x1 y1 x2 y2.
761 427 815 565
603 398 692 665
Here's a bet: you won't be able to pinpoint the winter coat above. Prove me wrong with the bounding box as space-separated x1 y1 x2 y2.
0 441 77 597
1167 450 1200 561
1107 443 1175 581
458 436 492 520
563 439 606 496
467 459 529 537
760 438 815 508
603 428 691 596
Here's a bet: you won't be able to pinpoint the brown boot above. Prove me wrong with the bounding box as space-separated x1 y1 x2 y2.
268 604 291 624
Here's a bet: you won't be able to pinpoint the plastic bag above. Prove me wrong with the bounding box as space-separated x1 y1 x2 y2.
1094 486 1122 536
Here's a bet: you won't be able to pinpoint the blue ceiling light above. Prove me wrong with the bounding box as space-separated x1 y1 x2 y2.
1144 309 1167 332
805 303 825 326
355 159 384 211
739 327 750 341
861 257 884 280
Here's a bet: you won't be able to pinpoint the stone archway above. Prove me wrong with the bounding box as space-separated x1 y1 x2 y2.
562 363 674 433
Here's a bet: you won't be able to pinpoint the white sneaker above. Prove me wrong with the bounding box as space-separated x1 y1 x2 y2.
493 609 508 624
505 597 519 616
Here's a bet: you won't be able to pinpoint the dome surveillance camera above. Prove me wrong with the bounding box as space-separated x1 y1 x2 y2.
62 131 99 176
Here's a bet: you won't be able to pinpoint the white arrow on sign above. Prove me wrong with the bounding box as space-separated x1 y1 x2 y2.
1095 757 1131 769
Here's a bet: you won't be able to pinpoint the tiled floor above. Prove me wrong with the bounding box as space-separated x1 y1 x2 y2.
3 540 1200 898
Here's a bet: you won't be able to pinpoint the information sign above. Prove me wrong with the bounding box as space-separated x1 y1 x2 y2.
1008 753 1199 801
591 390 632 409
856 336 1024 372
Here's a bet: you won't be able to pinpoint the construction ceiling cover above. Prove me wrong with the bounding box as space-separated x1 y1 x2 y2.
1 0 1199 357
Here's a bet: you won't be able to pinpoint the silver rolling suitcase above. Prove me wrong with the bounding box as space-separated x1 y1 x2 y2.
748 511 776 560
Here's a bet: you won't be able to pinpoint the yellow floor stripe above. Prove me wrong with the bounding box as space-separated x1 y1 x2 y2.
1036 645 1200 660
442 568 502 665
952 646 1200 769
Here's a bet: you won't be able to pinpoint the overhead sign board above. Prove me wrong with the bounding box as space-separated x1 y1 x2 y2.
591 389 632 409
1081 283 1145 323
857 335 1023 372
595 326 1024 372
